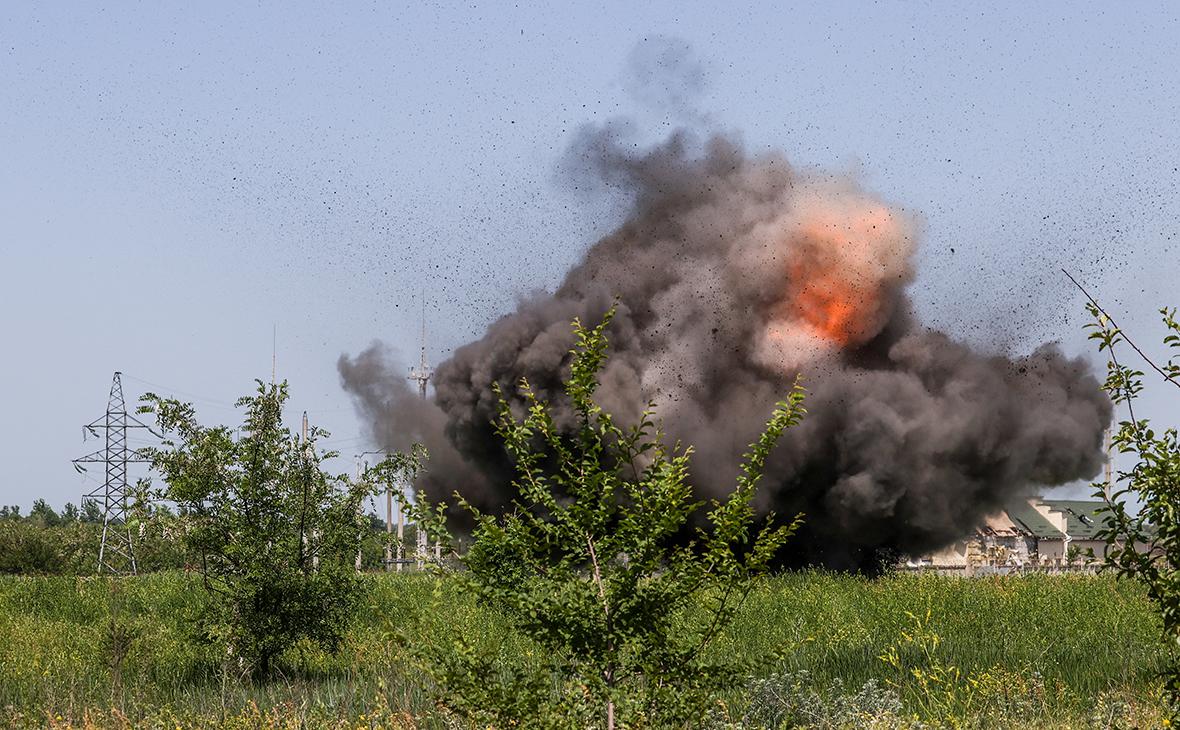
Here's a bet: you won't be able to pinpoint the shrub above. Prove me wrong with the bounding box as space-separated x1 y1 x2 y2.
402 308 805 728
140 380 387 676
0 521 66 574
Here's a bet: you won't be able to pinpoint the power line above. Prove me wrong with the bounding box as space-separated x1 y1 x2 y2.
120 373 240 410
123 374 355 417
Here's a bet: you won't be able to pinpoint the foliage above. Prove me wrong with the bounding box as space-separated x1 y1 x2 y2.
875 609 1068 728
741 669 903 729
138 380 387 676
28 499 63 527
0 520 67 574
0 572 1167 728
0 495 409 577
0 500 94 529
1084 300 1180 706
400 309 805 728
878 608 972 722
0 500 184 576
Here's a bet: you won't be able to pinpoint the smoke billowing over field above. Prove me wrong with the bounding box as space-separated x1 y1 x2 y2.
339 128 1111 570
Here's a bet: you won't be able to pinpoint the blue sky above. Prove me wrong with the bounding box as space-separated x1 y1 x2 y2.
2 2 1178 509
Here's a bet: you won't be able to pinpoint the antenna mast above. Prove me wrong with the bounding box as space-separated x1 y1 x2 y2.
406 297 436 567
407 298 433 399
72 372 155 575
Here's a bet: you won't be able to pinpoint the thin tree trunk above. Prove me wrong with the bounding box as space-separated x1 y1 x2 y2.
587 535 615 730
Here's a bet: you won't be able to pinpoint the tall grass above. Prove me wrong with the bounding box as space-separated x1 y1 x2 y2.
0 572 1166 727
725 572 1164 695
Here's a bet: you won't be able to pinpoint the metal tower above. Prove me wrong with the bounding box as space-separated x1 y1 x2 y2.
407 301 433 399
405 300 436 567
72 372 154 575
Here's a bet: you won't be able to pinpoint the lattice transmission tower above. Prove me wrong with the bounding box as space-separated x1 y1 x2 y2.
72 371 155 575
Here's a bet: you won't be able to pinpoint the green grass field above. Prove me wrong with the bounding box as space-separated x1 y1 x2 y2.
0 572 1168 728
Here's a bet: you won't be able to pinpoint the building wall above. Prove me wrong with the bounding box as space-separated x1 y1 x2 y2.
1029 499 1069 534
1034 538 1064 562
928 540 968 567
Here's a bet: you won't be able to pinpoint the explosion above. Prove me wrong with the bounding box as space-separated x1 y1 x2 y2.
758 195 912 367
788 206 906 345
339 129 1111 571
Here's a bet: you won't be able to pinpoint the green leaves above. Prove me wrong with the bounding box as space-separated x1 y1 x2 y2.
1087 302 1180 712
140 380 378 677
412 305 806 727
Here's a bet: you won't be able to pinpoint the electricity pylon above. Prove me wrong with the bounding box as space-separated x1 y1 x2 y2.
72 372 155 575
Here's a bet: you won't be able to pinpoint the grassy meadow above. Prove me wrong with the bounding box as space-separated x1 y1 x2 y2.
0 571 1169 728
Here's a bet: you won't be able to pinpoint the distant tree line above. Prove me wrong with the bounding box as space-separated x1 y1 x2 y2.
0 497 184 575
0 497 419 576
0 497 104 524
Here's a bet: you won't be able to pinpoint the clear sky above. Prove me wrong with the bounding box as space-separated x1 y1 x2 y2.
2 2 1178 509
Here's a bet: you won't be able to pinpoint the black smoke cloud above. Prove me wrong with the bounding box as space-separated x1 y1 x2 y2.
339 129 1111 569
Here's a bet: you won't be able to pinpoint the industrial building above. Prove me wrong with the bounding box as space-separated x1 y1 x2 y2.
910 497 1110 573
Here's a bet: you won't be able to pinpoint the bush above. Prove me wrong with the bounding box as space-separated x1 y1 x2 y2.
402 308 804 728
140 380 383 676
0 521 66 574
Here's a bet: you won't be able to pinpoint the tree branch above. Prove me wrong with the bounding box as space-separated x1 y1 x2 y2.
1063 268 1180 389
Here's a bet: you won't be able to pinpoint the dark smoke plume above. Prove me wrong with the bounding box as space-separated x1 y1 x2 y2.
339 129 1111 570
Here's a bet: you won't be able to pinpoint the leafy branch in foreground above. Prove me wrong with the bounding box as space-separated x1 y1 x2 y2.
1078 285 1180 709
401 307 805 729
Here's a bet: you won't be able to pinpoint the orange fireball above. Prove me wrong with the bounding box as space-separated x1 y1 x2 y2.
782 202 907 348
791 267 863 345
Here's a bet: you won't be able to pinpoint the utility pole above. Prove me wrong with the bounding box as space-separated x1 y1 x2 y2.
72 372 155 575
397 490 405 572
355 459 364 572
302 411 321 571
1103 426 1113 501
271 324 277 385
359 450 405 572
416 520 428 570
1097 311 1115 503
381 466 393 572
407 298 438 565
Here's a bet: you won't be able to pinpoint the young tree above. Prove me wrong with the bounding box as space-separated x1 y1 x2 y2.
1081 292 1180 707
80 498 104 524
61 502 80 523
28 499 61 527
140 380 405 676
403 309 805 728
0 520 66 574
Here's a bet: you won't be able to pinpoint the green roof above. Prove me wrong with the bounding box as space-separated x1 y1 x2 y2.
1004 499 1065 539
1038 500 1107 539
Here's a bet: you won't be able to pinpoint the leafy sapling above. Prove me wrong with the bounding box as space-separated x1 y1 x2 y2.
404 307 806 728
1078 286 1180 709
140 380 389 677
